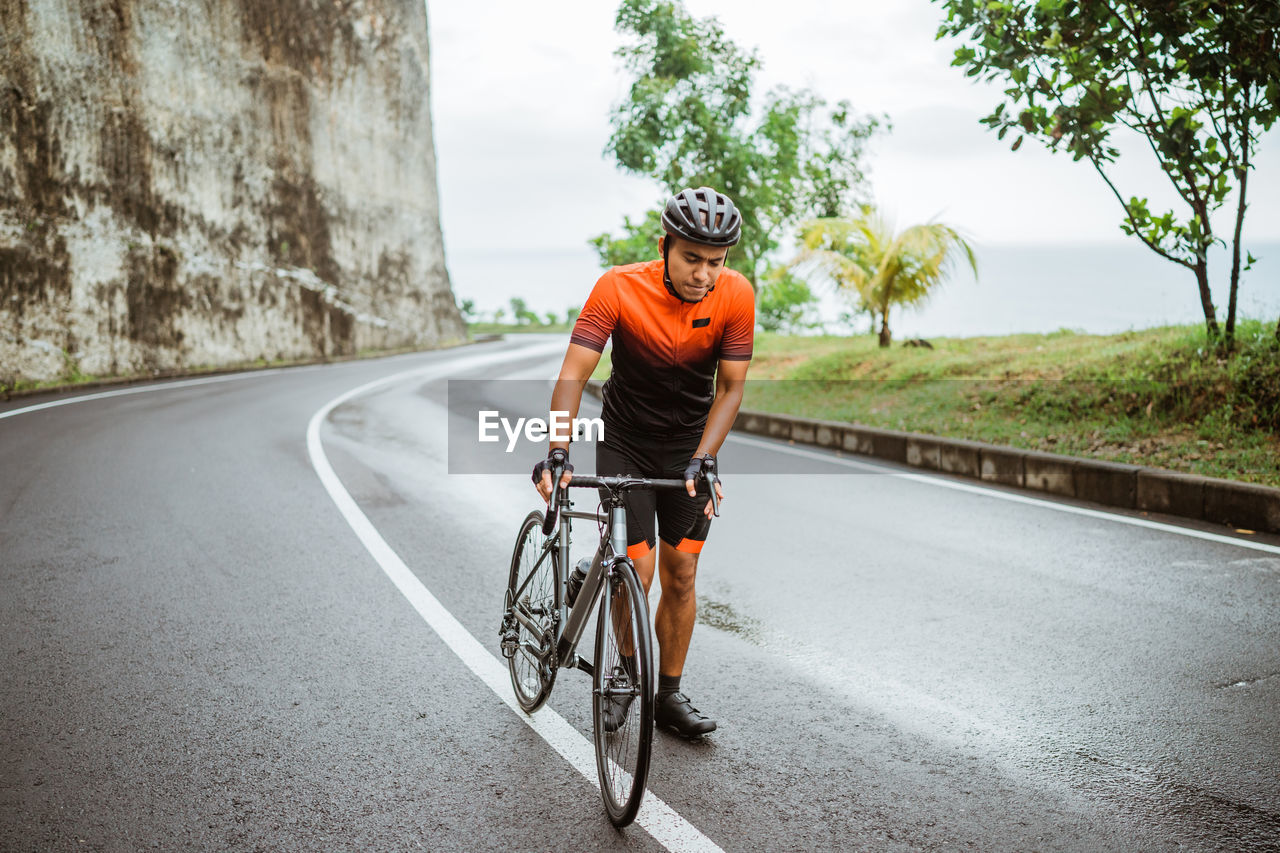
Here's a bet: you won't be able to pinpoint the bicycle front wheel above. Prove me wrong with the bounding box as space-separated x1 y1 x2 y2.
503 510 559 713
592 559 654 827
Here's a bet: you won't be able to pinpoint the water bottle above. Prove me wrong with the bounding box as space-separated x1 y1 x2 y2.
566 558 590 607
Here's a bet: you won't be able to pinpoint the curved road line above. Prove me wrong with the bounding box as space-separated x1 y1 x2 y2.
7 342 1274 842
0 370 291 420
305 348 723 853
5 356 1272 557
728 433 1280 556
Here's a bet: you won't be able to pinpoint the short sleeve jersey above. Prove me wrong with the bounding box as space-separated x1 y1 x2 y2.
569 259 754 439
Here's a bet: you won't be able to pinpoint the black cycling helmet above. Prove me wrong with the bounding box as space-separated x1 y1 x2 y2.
661 186 741 248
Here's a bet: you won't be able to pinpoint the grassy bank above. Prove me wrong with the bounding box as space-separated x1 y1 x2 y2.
740 321 1280 487
466 322 574 335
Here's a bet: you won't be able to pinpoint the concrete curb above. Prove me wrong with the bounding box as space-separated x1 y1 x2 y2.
584 380 1280 535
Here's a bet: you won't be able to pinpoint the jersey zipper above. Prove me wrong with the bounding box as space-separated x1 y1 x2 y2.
673 300 689 427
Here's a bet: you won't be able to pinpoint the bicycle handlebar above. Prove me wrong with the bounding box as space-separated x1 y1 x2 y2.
542 471 720 536
570 475 720 516
565 475 689 490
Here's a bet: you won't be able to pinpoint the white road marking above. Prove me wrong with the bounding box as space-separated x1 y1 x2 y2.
13 338 1275 840
0 345 497 421
306 346 724 853
0 370 291 420
7 353 1271 560
728 432 1280 555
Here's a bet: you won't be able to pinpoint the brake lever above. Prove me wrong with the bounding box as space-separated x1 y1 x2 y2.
542 462 563 536
704 469 720 518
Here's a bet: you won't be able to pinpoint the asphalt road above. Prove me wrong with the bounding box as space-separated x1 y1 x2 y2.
3 336 1278 851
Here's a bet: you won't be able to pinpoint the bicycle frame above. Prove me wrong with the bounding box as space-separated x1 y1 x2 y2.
553 499 629 671
505 471 712 679
502 467 717 828
504 495 626 674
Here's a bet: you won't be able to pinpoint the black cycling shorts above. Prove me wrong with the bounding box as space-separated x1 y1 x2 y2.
595 429 712 560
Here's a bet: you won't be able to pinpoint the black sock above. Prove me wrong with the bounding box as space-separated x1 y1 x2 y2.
657 674 681 698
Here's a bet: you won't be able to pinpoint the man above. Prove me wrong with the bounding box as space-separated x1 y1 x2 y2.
533 186 754 737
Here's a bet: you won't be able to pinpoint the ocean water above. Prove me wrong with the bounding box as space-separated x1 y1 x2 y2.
447 242 1280 338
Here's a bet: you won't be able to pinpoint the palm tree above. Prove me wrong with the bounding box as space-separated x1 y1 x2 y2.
794 209 977 348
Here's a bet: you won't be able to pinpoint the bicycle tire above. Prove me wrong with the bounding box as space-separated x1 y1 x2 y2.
591 559 654 827
504 510 559 713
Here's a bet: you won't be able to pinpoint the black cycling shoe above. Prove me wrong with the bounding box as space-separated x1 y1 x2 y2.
654 691 717 737
601 668 636 733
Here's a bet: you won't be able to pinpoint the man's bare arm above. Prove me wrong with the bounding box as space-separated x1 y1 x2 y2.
536 343 603 501
695 358 749 459
687 358 750 514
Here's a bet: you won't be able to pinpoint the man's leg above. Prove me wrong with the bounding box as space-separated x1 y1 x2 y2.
632 547 656 593
650 541 716 736
654 543 698 677
628 542 699 675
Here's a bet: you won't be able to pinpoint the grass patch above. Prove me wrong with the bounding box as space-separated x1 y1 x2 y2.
467 322 574 335
742 322 1280 487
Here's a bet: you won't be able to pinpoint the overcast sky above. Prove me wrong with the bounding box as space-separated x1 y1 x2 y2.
426 0 1279 265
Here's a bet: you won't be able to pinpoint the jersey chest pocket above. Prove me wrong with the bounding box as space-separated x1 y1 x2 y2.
682 316 717 363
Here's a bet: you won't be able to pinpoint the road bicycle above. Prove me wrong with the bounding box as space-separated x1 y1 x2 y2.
498 461 718 827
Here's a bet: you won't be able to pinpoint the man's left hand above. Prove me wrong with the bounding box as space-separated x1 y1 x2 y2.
683 453 723 518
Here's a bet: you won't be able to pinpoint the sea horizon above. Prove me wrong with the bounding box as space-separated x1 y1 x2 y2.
446 240 1280 339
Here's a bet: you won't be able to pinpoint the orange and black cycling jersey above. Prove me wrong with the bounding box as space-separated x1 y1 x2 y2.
569 259 754 439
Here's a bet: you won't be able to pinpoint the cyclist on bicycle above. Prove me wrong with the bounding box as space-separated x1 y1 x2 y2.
533 186 753 738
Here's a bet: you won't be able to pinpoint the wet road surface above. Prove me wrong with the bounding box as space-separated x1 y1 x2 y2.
3 336 1278 851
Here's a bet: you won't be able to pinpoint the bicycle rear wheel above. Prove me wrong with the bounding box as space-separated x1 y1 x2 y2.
592 559 654 827
502 510 559 713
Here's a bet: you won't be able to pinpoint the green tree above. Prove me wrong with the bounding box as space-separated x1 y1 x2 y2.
594 0 881 284
509 297 539 326
795 210 977 348
458 298 477 323
935 0 1280 348
589 208 665 269
565 306 581 325
756 267 819 334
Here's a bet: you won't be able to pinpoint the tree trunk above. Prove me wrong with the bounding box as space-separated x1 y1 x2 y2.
1193 254 1220 344
1226 150 1249 352
878 281 894 348
1226 250 1240 351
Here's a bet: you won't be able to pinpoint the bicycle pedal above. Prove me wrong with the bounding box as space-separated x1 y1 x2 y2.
499 625 519 659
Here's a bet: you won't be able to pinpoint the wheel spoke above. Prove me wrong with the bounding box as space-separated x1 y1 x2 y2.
592 563 653 826
504 511 559 713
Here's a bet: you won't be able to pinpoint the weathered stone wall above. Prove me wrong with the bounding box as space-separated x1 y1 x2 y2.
0 0 464 384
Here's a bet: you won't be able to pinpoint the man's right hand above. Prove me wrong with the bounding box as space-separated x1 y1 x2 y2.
532 447 573 503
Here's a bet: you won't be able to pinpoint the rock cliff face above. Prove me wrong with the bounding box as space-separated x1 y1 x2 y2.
0 0 464 384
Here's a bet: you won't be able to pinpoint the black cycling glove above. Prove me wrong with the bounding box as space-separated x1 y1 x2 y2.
531 447 573 485
683 453 719 490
